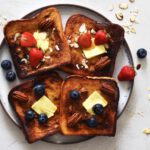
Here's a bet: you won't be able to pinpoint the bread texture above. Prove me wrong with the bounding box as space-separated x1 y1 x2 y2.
60 75 119 136
8 72 62 143
60 14 124 76
4 7 70 79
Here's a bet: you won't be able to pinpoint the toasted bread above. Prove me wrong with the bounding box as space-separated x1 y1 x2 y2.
4 7 70 79
8 72 62 143
60 14 124 76
60 75 119 136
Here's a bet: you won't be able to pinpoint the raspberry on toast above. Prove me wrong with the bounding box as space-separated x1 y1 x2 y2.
60 75 119 136
4 7 70 79
60 14 124 76
8 72 62 143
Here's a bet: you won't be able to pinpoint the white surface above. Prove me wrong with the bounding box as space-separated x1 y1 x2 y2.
0 0 149 149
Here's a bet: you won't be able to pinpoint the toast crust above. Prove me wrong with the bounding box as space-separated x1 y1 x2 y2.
60 75 119 136
4 7 71 79
60 14 124 76
8 72 62 143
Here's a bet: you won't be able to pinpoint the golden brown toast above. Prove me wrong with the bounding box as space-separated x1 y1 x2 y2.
60 75 119 136
8 72 62 143
60 14 124 76
4 7 70 79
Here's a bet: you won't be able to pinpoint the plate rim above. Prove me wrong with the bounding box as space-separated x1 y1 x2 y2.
0 3 134 144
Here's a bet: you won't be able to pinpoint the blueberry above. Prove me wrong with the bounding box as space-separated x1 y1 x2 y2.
38 114 48 124
25 110 35 121
86 117 98 128
92 104 104 115
137 48 147 58
1 60 12 70
69 90 80 100
6 71 16 81
34 84 45 97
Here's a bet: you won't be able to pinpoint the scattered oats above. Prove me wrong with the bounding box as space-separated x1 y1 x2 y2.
67 39 71 44
134 8 139 14
81 59 88 69
69 43 74 48
124 22 133 27
119 3 128 10
134 20 139 24
130 28 136 33
3 16 7 21
123 26 130 34
143 128 150 135
126 30 130 34
55 45 60 51
74 36 79 42
49 47 53 52
14 33 21 41
148 94 150 100
130 15 136 23
115 12 124 21
76 64 80 70
21 58 28 64
0 15 8 26
108 4 114 11
44 56 51 59
91 28 96 34
70 42 79 48
129 0 135 3
79 23 87 33
73 43 79 48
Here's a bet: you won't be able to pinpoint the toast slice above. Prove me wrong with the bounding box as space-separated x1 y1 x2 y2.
8 72 62 143
60 14 124 76
60 75 119 136
4 7 70 79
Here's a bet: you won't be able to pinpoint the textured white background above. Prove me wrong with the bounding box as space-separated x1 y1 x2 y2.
0 0 150 150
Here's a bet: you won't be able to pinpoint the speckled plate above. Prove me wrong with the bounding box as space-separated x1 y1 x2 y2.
0 4 134 144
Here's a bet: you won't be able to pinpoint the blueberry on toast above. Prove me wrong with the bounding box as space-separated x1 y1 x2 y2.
8 72 62 143
60 75 119 136
60 14 124 76
4 7 70 79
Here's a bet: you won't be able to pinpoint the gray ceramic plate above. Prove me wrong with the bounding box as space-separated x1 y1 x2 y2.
0 4 134 144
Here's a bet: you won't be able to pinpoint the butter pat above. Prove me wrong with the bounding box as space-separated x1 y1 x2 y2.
83 39 107 59
33 31 50 52
31 96 57 118
82 91 108 115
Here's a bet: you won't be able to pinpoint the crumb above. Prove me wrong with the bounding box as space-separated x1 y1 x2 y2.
108 4 114 11
148 94 150 100
143 128 150 135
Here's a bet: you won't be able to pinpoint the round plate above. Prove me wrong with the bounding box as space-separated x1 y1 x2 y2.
0 4 134 144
